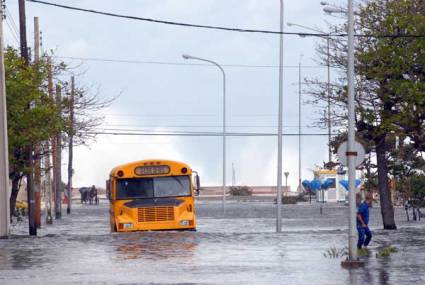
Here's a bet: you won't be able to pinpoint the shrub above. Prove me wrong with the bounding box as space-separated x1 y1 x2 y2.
276 194 308 204
323 247 348 259
229 186 252 196
376 246 398 258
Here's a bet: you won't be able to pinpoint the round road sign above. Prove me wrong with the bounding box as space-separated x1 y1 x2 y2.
337 140 366 167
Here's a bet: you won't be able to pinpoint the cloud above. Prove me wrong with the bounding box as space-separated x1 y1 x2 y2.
22 0 338 190
59 39 89 58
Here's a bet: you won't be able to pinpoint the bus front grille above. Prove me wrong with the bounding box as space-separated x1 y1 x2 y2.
137 207 175 222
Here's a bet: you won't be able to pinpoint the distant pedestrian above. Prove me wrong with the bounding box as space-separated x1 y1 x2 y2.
79 187 90 204
89 185 98 205
357 193 373 249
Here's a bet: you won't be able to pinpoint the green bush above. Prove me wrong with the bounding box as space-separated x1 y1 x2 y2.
323 247 348 259
229 186 252 196
376 246 398 258
276 194 308 204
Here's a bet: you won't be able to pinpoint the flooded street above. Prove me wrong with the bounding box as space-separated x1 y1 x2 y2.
1 200 425 284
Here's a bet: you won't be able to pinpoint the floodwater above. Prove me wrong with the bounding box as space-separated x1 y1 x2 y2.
1 199 425 284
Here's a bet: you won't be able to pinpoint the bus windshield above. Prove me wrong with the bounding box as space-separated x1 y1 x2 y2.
116 175 190 199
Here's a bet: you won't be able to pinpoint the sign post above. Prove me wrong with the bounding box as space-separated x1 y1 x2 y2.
338 140 366 267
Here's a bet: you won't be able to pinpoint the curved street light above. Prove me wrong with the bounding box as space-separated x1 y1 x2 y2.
286 22 333 164
182 54 227 216
320 1 359 263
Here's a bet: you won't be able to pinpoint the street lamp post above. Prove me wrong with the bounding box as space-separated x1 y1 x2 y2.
346 0 358 264
182 54 227 216
0 4 10 238
284 172 289 188
321 0 361 265
286 22 332 164
276 0 284 233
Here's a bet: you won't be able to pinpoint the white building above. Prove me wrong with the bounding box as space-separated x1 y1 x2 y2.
314 169 347 203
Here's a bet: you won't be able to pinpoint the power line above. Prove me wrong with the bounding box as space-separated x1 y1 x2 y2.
5 7 19 36
4 7 20 44
4 18 20 44
89 131 335 137
103 124 325 128
26 0 425 39
104 113 279 118
55 55 325 69
98 127 325 133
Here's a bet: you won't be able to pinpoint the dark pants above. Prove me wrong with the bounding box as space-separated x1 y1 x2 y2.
357 226 372 249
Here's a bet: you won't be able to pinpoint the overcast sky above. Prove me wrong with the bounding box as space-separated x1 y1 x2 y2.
4 0 347 189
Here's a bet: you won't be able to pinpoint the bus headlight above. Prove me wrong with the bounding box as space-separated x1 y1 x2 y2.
123 223 133 229
179 220 190 226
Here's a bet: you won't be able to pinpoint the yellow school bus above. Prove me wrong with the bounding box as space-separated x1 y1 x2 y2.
107 159 200 232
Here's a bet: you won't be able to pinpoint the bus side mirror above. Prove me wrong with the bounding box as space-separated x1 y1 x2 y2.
106 179 112 201
193 174 201 196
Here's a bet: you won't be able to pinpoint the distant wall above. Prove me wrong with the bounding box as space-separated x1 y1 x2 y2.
200 186 297 197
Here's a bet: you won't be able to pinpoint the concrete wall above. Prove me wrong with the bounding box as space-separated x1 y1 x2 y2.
200 186 297 197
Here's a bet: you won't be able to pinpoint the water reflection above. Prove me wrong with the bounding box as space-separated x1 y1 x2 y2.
346 252 392 285
0 249 8 266
4 248 51 270
115 231 199 261
378 265 390 285
348 269 360 285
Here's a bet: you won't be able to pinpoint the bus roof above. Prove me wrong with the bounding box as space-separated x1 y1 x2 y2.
109 159 191 177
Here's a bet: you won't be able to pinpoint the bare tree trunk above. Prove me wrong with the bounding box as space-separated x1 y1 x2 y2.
34 151 41 228
9 175 21 218
376 142 397 230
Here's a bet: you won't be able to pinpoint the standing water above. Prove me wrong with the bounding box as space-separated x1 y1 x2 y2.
1 200 424 284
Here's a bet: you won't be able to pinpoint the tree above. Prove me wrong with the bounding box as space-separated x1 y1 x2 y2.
5 48 63 216
307 0 425 229
6 47 114 218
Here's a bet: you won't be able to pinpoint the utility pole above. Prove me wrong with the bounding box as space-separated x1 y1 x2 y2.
19 0 36 235
231 162 235 186
67 76 74 214
0 1 10 238
33 16 41 229
18 0 28 64
45 57 53 224
298 55 302 195
327 37 332 164
54 84 62 219
34 17 40 69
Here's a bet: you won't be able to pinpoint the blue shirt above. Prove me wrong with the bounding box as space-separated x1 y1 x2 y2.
357 202 369 227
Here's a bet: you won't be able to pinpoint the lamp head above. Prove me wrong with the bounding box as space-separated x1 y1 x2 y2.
323 6 346 14
286 22 294 27
182 54 191 60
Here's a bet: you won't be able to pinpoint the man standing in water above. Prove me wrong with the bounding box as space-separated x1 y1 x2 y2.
357 193 373 249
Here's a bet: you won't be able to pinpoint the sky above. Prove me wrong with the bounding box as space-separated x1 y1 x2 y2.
4 0 347 189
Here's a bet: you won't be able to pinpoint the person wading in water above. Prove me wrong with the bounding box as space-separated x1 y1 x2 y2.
357 193 373 249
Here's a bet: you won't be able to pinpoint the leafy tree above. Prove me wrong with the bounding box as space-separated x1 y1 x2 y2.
307 0 424 229
5 48 63 215
397 174 425 202
6 47 113 217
